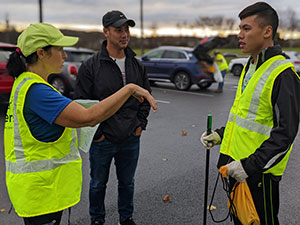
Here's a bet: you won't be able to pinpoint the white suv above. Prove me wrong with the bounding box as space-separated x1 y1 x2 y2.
228 51 300 76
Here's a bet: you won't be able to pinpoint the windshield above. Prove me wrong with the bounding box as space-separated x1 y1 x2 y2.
0 51 11 62
65 51 93 62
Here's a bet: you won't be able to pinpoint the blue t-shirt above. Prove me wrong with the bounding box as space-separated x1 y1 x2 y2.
23 83 72 142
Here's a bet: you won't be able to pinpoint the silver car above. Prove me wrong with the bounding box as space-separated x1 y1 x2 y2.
48 47 94 98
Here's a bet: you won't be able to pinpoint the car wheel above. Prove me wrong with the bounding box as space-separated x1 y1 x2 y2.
232 65 243 76
49 77 67 95
174 72 191 91
197 82 212 90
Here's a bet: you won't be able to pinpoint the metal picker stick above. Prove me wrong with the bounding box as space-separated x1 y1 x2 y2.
203 114 212 225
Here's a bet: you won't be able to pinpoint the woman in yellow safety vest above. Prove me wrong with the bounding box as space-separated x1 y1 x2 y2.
4 23 157 225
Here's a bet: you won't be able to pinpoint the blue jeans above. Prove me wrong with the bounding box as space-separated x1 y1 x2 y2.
89 135 140 223
217 70 227 90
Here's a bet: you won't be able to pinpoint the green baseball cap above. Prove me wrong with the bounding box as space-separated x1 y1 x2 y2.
17 23 79 57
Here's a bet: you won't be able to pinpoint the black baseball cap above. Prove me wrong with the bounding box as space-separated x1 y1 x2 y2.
102 10 135 28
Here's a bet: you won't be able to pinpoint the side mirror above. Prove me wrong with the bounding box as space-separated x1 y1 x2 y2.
141 56 149 61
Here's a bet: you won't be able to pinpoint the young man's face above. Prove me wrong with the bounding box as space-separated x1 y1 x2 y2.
104 23 130 51
237 15 272 58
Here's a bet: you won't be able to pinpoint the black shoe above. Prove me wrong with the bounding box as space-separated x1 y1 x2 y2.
119 218 136 225
91 221 104 225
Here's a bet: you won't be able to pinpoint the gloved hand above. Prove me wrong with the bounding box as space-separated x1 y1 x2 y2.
200 131 221 148
226 160 248 182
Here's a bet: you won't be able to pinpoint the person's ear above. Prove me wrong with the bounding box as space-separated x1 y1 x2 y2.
36 48 47 59
103 27 109 37
264 25 273 39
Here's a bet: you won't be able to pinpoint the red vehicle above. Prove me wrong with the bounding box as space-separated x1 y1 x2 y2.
0 42 17 103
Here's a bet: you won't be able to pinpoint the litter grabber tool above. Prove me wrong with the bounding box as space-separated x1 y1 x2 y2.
203 114 212 225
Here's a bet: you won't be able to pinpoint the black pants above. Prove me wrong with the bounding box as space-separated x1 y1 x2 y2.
23 211 63 225
230 173 280 225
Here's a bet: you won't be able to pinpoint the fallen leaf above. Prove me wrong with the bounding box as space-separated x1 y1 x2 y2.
0 209 6 212
181 130 187 136
207 205 216 210
162 158 168 161
163 194 173 203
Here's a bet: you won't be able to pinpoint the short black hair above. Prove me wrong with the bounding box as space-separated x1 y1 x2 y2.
239 2 278 39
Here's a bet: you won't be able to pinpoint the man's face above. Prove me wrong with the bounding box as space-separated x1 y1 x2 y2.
104 23 130 50
237 15 271 57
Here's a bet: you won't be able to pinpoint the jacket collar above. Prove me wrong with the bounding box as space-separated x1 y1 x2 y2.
245 45 288 72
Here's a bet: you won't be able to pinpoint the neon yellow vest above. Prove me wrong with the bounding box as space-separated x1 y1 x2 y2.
4 72 82 217
215 54 229 71
220 55 299 176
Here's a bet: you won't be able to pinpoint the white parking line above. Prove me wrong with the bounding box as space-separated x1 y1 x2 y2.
152 87 214 97
156 100 171 104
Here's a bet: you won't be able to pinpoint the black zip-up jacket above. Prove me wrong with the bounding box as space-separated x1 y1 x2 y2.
74 41 151 144
217 45 300 180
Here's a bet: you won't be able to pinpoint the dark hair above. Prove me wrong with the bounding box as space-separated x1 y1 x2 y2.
238 2 278 39
6 45 52 78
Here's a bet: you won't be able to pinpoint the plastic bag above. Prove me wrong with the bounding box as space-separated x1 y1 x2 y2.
213 62 223 83
219 166 260 225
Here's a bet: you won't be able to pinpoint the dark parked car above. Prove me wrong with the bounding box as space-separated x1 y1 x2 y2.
0 42 17 103
140 46 215 91
48 47 94 98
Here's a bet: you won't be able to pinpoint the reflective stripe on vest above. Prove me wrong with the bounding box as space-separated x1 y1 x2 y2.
220 55 296 176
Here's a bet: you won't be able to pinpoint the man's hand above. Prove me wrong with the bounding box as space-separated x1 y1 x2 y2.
226 161 248 182
200 131 221 148
134 126 143 136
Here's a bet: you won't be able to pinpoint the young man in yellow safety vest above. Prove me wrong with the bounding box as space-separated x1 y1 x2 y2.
201 2 300 224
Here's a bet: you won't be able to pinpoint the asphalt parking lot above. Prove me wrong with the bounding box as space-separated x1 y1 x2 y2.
1 74 300 225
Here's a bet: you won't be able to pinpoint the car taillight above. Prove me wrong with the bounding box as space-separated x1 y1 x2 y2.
69 65 78 75
0 62 7 70
293 61 300 64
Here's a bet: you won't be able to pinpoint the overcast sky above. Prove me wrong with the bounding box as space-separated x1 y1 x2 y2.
1 0 299 31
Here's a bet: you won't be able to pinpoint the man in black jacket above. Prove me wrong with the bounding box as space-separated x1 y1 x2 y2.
74 10 151 225
201 2 300 224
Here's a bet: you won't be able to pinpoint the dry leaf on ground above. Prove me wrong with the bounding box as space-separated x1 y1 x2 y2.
163 194 173 203
181 130 187 136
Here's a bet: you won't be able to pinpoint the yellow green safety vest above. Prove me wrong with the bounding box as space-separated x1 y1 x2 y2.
4 72 82 217
215 54 229 71
220 55 299 176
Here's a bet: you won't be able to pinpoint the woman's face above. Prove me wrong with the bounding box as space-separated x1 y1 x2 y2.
44 46 67 74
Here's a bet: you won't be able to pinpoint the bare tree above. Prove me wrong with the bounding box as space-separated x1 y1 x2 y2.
194 16 235 29
287 8 298 31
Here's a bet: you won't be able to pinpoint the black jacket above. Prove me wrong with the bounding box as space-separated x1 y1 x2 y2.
217 45 300 179
74 41 151 144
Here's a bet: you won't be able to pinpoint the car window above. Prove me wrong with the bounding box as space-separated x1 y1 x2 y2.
0 51 11 62
162 50 187 59
146 49 164 59
65 51 93 62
